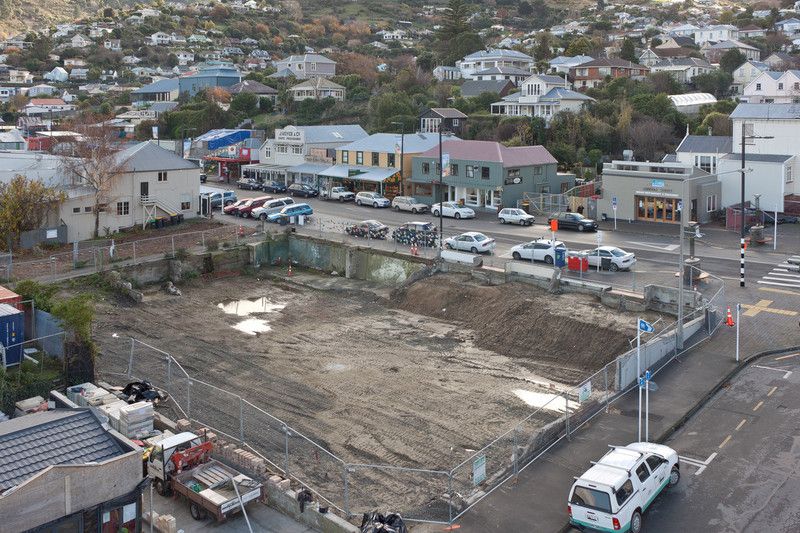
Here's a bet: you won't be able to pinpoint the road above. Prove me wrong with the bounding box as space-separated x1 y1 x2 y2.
209 185 787 286
644 353 800 533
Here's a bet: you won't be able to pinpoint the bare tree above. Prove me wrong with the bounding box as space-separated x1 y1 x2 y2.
626 118 674 162
59 115 129 238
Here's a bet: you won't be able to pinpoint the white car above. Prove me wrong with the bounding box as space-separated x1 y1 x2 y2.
431 202 475 219
355 191 391 208
444 232 496 254
509 238 566 264
569 442 680 533
321 186 355 202
498 208 535 226
392 196 428 213
583 246 637 272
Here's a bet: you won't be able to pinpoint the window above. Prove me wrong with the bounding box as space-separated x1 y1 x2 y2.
452 119 460 126
291 146 302 154
387 153 396 167
356 151 364 165
794 82 799 90
422 162 430 174
706 194 717 212
466 165 475 178
451 164 459 175
571 486 612 513
372 152 380 166
635 463 651 482
276 144 288 154
84 206 92 213
697 155 713 173
598 67 611 76
341 151 349 164
264 146 271 158
646 455 665 472
756 83 762 91
72 207 80 213
615 479 635 506
116 201 130 216
481 166 490 179
311 62 317 71
533 166 543 175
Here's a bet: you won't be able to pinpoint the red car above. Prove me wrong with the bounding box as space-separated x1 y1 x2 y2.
236 195 273 218
223 199 248 216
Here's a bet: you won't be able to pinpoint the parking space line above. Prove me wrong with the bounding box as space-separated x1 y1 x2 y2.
775 353 799 361
768 386 778 397
735 418 747 431
678 452 717 475
753 401 764 412
753 365 793 379
719 435 733 449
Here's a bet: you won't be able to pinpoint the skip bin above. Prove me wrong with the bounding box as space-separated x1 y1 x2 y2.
0 303 24 367
0 285 21 308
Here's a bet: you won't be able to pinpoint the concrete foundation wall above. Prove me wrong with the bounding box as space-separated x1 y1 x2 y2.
264 482 359 533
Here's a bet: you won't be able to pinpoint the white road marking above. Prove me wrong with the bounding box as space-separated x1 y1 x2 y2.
753 365 793 379
735 419 747 431
768 386 778 396
757 280 800 288
679 452 718 475
626 241 680 251
775 353 799 361
753 401 764 412
719 435 733 448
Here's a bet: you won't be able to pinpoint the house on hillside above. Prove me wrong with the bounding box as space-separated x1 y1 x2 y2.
742 70 800 103
131 78 180 102
651 57 714 84
456 49 534 80
570 58 650 90
547 55 594 75
274 53 336 79
228 79 278 104
490 74 593 123
104 39 122 52
459 79 516 99
732 60 771 94
693 24 739 45
764 52 800 70
471 66 531 86
289 77 346 101
178 65 241 96
703 40 760 63
433 66 462 81
419 108 468 137
70 34 92 48
776 17 800 36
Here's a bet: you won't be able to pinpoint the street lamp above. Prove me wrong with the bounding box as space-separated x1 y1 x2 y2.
390 121 405 196
739 123 773 287
437 124 453 250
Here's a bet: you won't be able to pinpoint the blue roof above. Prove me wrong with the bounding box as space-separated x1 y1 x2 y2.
195 129 251 150
132 78 179 94
540 87 594 101
183 67 241 79
339 133 455 154
462 48 534 61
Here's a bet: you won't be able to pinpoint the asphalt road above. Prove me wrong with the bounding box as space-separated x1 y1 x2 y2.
643 353 800 533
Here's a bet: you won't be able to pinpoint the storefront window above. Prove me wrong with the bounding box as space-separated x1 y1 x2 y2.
465 188 480 206
636 195 680 224
341 151 349 164
466 165 475 178
101 502 137 533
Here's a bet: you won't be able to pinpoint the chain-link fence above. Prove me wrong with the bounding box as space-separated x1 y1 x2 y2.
0 225 248 283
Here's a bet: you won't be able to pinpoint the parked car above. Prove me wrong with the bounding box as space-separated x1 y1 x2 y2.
251 197 295 220
444 232 496 254
392 221 437 247
237 195 273 218
262 181 288 194
392 196 428 214
569 442 680 533
582 246 636 271
222 198 248 215
266 203 313 223
345 220 389 239
287 183 319 198
200 173 208 183
236 177 261 190
208 190 237 208
355 191 391 208
322 186 355 202
509 238 566 264
498 207 535 226
548 212 598 232
431 202 475 219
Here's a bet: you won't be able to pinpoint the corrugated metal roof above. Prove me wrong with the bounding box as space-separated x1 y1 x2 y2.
723 153 793 162
676 135 732 153
417 140 556 167
0 303 21 317
460 79 515 97
730 103 800 120
131 78 178 94
115 141 200 171
428 108 468 119
0 409 129 491
298 125 368 145
462 49 534 61
339 133 454 154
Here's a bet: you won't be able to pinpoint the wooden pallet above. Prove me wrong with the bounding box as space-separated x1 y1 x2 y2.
193 465 232 488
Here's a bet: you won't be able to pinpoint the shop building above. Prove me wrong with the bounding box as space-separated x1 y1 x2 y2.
599 160 720 224
409 140 567 210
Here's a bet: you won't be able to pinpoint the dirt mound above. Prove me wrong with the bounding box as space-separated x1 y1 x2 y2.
392 273 651 374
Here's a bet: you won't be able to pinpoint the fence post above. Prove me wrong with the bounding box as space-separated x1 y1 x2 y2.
187 380 192 419
564 392 570 440
283 425 290 477
166 356 171 387
202 231 205 249
133 241 137 264
127 338 135 378
604 364 609 412
239 396 245 444
343 464 350 518
512 427 519 478
171 236 176 258
448 471 454 524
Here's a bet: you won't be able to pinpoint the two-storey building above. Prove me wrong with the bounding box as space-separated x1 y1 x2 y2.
490 73 594 123
570 58 650 90
742 70 800 103
273 53 336 79
456 49 535 80
419 108 468 137
409 140 569 210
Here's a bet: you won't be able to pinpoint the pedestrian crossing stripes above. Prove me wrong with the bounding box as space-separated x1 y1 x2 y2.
758 255 800 288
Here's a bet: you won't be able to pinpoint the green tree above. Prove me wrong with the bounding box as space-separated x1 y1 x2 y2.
620 38 637 62
719 49 746 74
693 70 732 97
435 0 484 65
230 92 259 115
0 176 64 249
535 31 553 61
369 91 415 131
565 37 592 57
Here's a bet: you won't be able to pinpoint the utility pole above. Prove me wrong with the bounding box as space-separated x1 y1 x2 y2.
390 121 406 196
740 123 774 287
438 124 444 249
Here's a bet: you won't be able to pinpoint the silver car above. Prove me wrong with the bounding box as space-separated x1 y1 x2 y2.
392 196 428 213
356 191 391 208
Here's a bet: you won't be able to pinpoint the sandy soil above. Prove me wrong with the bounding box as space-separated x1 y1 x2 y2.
92 272 662 511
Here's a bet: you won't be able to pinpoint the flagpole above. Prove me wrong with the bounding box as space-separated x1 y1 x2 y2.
637 317 641 442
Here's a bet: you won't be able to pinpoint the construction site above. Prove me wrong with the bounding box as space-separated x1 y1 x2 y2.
93 268 663 518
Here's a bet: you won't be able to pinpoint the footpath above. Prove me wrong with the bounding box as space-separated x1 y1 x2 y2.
442 274 800 533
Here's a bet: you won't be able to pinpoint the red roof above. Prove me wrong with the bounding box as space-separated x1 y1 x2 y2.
417 140 557 167
28 98 66 106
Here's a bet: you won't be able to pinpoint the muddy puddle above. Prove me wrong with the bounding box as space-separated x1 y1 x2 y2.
217 297 286 335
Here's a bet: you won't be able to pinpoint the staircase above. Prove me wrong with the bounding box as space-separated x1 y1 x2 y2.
140 195 181 229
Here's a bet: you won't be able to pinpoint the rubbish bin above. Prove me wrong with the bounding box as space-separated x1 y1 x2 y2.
555 248 567 268
579 253 589 271
567 253 580 271
601 257 612 270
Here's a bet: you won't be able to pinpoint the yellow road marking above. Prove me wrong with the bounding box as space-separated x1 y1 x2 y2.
775 353 799 361
768 386 778 397
719 435 733 448
753 401 764 411
741 300 798 317
735 419 747 431
759 287 800 297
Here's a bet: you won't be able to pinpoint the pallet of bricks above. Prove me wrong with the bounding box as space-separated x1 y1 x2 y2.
67 383 154 439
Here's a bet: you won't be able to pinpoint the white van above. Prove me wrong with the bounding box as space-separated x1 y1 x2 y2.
568 442 679 533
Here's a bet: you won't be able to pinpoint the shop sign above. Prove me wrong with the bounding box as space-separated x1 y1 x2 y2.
275 127 304 144
651 179 665 188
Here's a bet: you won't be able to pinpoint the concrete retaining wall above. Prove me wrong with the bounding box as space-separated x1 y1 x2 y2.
264 481 359 533
644 285 703 315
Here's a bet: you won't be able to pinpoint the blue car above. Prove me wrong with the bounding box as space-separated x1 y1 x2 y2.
266 203 313 223
263 181 288 194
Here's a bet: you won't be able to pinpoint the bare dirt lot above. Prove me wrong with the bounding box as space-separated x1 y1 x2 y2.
94 272 660 475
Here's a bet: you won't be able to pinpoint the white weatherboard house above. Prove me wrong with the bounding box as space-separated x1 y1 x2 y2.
742 70 800 103
456 49 534 80
490 74 593 124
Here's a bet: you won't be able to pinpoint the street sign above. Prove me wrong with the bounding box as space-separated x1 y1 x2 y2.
473 454 486 485
612 197 618 210
596 231 602 245
639 377 645 388
550 219 558 232
645 370 651 381
579 381 592 403
638 319 655 333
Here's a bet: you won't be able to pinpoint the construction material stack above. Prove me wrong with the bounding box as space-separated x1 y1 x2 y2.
118 401 154 438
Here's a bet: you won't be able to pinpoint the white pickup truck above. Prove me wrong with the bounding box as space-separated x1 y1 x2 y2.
568 442 679 533
321 186 355 202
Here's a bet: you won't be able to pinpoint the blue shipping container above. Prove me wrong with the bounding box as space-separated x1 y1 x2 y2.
0 303 24 367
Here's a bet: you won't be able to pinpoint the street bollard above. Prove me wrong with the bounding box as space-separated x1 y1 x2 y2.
283 426 290 477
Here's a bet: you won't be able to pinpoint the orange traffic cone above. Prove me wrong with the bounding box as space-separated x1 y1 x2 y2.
287 263 293 277
238 225 245 237
725 306 735 327
411 243 418 256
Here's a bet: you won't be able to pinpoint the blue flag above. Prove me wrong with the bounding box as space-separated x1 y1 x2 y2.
638 319 654 333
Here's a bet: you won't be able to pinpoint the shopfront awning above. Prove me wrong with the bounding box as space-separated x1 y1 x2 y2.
320 165 399 183
287 162 331 175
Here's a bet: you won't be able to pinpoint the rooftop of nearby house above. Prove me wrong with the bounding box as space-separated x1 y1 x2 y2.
417 140 557 167
676 134 732 153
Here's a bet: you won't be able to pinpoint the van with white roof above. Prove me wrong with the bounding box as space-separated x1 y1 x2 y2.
568 442 679 533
